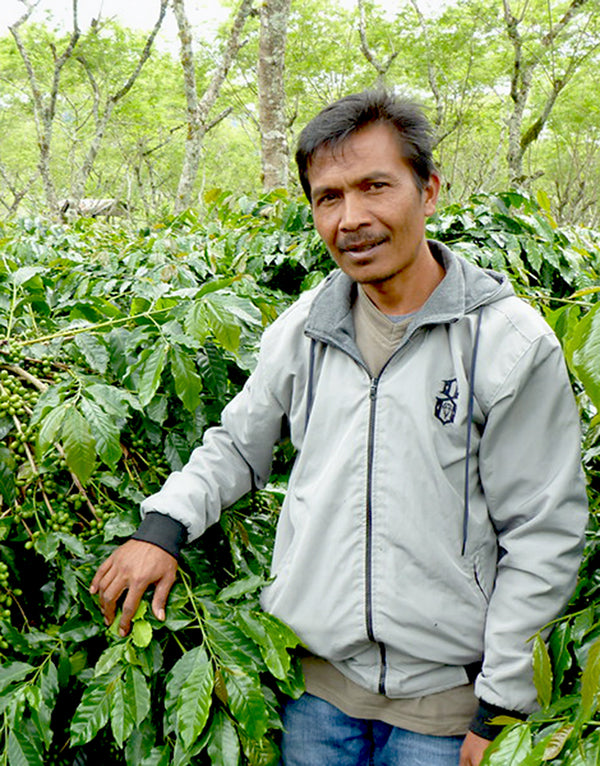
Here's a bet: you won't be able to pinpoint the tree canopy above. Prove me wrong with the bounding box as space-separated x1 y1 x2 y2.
1 0 599 224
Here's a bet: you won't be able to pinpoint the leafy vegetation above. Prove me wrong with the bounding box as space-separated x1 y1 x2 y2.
0 189 599 763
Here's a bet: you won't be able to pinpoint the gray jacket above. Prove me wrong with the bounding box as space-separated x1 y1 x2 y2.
139 242 588 714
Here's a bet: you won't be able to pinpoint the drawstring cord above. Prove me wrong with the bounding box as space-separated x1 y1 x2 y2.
462 308 484 556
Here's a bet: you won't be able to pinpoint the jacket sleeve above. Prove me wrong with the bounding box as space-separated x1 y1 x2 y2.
474 327 588 714
135 332 291 545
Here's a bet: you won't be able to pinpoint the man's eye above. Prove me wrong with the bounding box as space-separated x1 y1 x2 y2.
368 182 386 190
316 193 337 205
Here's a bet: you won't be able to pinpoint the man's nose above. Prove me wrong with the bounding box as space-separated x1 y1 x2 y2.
339 193 370 231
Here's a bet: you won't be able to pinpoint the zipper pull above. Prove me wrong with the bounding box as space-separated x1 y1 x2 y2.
370 379 378 399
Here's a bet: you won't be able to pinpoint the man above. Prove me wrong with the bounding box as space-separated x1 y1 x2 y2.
91 91 588 765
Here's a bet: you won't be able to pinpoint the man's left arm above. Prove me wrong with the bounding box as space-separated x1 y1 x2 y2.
473 330 588 730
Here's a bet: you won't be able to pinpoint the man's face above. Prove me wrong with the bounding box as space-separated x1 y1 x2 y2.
307 122 440 290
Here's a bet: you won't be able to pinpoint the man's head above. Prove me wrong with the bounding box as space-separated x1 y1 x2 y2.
295 90 437 201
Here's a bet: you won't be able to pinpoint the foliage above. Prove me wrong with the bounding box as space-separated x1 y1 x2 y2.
0 189 327 764
0 188 599 762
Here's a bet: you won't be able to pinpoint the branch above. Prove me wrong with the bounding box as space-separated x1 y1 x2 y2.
11 0 40 28
111 0 169 104
75 55 100 125
541 0 589 48
197 0 255 120
206 106 234 133
409 0 443 126
357 0 398 81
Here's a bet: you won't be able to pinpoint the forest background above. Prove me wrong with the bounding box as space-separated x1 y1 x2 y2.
2 0 600 764
1 0 600 224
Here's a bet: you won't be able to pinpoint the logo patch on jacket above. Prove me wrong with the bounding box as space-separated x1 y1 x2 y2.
435 379 459 425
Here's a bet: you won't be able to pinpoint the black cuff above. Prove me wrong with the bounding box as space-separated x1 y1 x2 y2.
469 699 525 740
131 512 188 559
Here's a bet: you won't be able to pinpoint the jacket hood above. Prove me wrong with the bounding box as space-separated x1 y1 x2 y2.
304 240 513 353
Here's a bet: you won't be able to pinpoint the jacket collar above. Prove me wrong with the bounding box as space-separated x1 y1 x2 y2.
304 241 511 351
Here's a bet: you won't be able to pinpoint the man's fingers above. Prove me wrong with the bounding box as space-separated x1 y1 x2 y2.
90 540 179 632
152 569 177 622
89 555 114 594
119 585 146 637
97 574 128 626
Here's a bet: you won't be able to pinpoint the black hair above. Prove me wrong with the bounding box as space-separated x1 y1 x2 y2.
295 90 437 200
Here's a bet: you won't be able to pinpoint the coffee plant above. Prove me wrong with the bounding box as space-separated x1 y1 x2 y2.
0 188 598 764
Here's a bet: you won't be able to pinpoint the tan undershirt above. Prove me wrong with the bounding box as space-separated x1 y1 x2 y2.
302 284 478 736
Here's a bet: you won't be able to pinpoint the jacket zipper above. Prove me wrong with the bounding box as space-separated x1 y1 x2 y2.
366 377 388 694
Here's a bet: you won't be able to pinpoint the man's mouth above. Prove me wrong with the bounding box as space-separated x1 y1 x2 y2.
338 237 387 254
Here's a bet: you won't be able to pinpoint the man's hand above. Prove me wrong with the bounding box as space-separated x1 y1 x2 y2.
460 731 491 766
90 539 177 637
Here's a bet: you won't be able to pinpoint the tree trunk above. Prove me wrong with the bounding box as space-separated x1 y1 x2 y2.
503 0 595 185
173 0 254 214
9 0 81 216
257 0 291 191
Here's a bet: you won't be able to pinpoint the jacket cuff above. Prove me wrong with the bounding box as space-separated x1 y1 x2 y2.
469 699 525 740
131 512 188 559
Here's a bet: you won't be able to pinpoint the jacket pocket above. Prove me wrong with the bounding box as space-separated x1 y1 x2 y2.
472 551 494 604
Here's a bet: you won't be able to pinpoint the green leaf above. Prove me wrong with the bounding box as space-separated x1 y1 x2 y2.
201 296 242 353
87 383 138 416
482 723 532 765
564 730 600 765
10 265 43 286
7 726 44 766
581 637 600 716
204 617 263 668
549 621 573 692
61 406 96 484
236 610 290 680
95 643 126 677
221 667 268 740
137 343 168 407
218 574 265 602
55 531 86 557
276 655 305 699
0 662 34 694
176 647 214 750
566 303 600 411
36 403 68 456
0 446 16 505
124 718 157 764
532 634 553 709
206 710 241 766
33 531 59 561
240 733 280 766
184 302 210 343
170 344 203 412
110 667 151 748
40 661 59 710
75 333 109 374
131 620 153 648
164 647 212 741
70 674 116 746
80 396 122 468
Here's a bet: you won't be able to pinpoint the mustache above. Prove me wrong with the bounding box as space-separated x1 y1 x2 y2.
337 234 388 251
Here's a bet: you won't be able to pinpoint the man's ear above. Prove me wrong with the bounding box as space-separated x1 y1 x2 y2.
423 172 441 216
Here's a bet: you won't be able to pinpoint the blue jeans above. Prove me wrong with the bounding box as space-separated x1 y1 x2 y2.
281 693 463 766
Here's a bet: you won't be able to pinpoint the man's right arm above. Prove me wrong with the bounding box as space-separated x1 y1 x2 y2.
89 316 297 633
